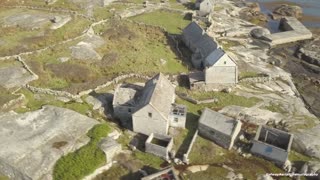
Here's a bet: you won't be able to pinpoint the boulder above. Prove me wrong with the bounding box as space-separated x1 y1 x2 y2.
0 66 37 89
299 160 320 177
250 28 271 40
272 4 303 19
70 42 102 61
293 125 320 159
0 106 99 180
296 39 320 68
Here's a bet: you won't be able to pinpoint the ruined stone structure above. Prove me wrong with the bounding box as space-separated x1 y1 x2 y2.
112 73 187 135
198 108 242 150
182 22 238 91
99 137 121 163
251 125 293 165
262 17 312 47
141 167 179 180
145 133 173 160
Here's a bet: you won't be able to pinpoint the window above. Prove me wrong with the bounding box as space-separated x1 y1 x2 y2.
174 118 178 122
148 112 152 118
128 108 131 113
224 61 227 65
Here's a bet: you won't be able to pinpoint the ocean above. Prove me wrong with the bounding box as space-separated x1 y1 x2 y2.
250 0 320 29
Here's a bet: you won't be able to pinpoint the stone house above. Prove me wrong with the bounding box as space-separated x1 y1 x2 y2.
195 0 215 16
145 133 173 160
198 108 242 150
250 125 293 165
142 167 179 180
182 22 238 90
113 73 187 135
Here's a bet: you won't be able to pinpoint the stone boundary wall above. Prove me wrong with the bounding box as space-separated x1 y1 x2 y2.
16 56 39 79
26 74 150 100
183 130 198 164
176 93 218 105
1 94 25 111
239 76 272 83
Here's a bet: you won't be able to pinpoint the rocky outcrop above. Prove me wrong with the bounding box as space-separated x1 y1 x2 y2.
0 66 37 89
296 39 320 68
239 3 268 25
293 125 320 159
0 106 99 180
299 160 320 178
272 4 303 19
250 28 271 40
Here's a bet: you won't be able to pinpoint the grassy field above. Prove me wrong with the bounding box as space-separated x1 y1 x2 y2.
53 123 111 180
129 10 191 34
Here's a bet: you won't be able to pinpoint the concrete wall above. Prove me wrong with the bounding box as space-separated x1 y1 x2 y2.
251 141 289 165
229 121 242 150
132 105 169 135
183 130 198 164
145 133 173 160
198 123 231 149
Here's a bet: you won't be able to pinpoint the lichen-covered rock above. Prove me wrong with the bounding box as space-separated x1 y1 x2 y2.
250 28 271 40
293 125 320 159
272 4 303 19
0 106 99 180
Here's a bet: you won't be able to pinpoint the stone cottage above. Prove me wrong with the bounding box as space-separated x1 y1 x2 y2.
182 22 238 90
113 73 187 135
198 108 242 150
145 133 173 160
195 0 215 16
251 125 293 165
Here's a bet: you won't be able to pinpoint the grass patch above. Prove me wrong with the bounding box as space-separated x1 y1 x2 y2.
130 10 191 34
53 123 111 180
220 40 242 51
176 87 262 111
263 102 287 114
15 88 92 115
133 151 165 169
239 71 267 80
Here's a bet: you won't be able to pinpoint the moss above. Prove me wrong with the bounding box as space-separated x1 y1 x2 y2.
53 124 111 180
133 151 165 169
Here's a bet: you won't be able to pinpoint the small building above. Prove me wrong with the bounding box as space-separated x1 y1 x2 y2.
250 125 293 165
112 73 187 135
112 83 143 128
182 22 238 90
195 0 215 16
141 167 179 180
145 133 173 160
198 108 242 150
99 137 122 163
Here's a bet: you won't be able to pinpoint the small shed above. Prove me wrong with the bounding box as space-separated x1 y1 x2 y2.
250 126 293 165
145 133 173 160
198 108 242 150
195 0 215 16
99 137 122 163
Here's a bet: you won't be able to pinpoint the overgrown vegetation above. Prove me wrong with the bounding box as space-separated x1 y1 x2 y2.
130 10 191 34
53 123 111 180
239 71 267 80
263 102 287 114
133 151 165 169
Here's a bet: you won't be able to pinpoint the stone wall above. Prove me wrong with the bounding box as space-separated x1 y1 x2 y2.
198 123 231 149
183 130 198 164
145 133 173 160
1 94 25 112
176 93 218 105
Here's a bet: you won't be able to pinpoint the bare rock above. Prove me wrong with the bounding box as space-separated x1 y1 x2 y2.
70 42 102 61
0 106 99 180
272 4 303 19
299 160 320 177
250 28 271 40
0 66 37 89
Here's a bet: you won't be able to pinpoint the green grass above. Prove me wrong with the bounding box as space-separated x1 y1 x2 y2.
133 151 165 169
94 164 130 180
289 151 312 162
263 102 287 114
0 86 19 107
239 71 267 80
130 10 191 34
15 88 92 115
53 123 111 180
176 87 262 111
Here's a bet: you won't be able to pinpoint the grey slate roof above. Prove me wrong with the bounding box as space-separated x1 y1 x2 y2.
182 22 204 46
199 108 238 136
205 48 225 67
113 84 143 106
194 33 218 58
137 73 175 118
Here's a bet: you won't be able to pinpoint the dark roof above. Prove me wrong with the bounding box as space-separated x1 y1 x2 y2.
205 48 225 67
182 22 204 45
194 33 218 58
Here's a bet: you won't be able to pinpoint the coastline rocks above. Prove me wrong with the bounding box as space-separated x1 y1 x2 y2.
293 124 320 159
239 3 268 25
296 39 320 68
272 4 303 19
250 28 271 40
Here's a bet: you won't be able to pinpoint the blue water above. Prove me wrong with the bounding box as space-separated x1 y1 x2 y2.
251 0 320 28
